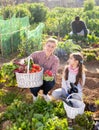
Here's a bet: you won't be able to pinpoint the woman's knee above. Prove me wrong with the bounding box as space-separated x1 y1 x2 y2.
30 87 40 96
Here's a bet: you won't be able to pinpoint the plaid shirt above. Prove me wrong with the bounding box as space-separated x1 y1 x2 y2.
30 51 59 76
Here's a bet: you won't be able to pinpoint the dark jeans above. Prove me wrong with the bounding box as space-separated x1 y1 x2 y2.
30 80 55 96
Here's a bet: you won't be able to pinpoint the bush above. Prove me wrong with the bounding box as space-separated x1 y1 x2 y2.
15 6 31 18
2 6 15 19
27 3 47 24
84 0 95 11
75 112 94 130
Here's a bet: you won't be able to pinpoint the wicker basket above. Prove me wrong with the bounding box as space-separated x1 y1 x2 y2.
15 57 44 88
67 93 82 101
63 94 85 119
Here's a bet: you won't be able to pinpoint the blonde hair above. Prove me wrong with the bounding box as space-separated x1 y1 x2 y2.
46 38 58 46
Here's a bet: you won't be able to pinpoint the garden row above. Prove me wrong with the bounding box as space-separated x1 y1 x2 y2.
1 2 99 37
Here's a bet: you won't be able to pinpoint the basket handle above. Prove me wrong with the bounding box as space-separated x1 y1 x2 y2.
67 93 82 101
27 56 30 73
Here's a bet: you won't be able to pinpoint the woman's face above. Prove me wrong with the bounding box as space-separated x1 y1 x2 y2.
44 42 56 56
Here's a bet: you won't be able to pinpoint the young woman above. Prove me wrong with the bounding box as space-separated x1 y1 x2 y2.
30 38 59 101
52 52 86 100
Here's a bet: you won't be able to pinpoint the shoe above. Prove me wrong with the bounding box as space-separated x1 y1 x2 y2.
32 95 37 102
43 94 51 102
68 118 73 127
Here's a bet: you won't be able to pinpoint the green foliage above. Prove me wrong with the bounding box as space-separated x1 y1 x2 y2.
1 99 68 130
1 3 99 39
73 124 83 130
83 10 99 19
84 52 96 61
52 101 66 118
2 6 15 19
84 0 95 11
18 23 44 57
75 111 94 130
18 35 36 57
0 91 23 105
27 3 47 24
68 34 88 43
95 100 99 105
57 39 82 55
87 33 99 43
45 16 59 35
15 6 31 18
83 48 99 61
0 62 17 87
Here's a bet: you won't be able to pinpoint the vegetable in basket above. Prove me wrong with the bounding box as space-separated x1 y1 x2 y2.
13 60 26 73
43 70 54 81
29 64 42 73
13 59 42 73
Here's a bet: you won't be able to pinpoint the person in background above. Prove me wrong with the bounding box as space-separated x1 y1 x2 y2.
52 52 86 100
30 38 59 102
70 16 89 37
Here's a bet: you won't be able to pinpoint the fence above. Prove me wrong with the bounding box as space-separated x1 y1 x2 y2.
0 16 45 57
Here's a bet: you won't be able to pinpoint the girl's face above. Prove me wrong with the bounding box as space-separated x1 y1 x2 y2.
68 55 79 67
44 42 56 56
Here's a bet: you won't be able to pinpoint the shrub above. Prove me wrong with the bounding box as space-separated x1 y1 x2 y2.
2 6 15 19
84 52 96 61
84 0 95 11
27 3 47 24
75 112 94 130
15 6 31 18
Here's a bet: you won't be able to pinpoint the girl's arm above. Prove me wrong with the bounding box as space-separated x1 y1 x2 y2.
62 78 70 93
82 72 86 86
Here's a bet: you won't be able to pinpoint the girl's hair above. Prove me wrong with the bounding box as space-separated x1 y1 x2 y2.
64 52 84 85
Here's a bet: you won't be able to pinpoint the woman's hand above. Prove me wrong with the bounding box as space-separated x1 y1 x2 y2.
43 70 54 81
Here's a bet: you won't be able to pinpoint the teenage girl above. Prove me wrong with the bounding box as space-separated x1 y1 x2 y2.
52 52 86 99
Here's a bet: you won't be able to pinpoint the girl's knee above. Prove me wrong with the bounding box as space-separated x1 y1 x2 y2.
52 89 62 99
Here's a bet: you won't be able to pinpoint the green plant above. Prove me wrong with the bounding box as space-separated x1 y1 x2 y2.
73 124 83 130
2 6 15 19
84 0 95 11
95 100 99 105
0 62 17 87
27 3 47 24
84 52 96 61
18 33 43 57
15 6 31 18
0 91 23 105
75 111 94 130
58 39 82 55
1 99 68 130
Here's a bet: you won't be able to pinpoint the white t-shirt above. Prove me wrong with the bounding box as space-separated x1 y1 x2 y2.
62 70 86 95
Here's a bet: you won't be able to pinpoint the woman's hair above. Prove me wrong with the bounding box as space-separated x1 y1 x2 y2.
64 52 84 85
46 38 58 46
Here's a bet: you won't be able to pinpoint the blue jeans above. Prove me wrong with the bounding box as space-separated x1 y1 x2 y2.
30 80 55 96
